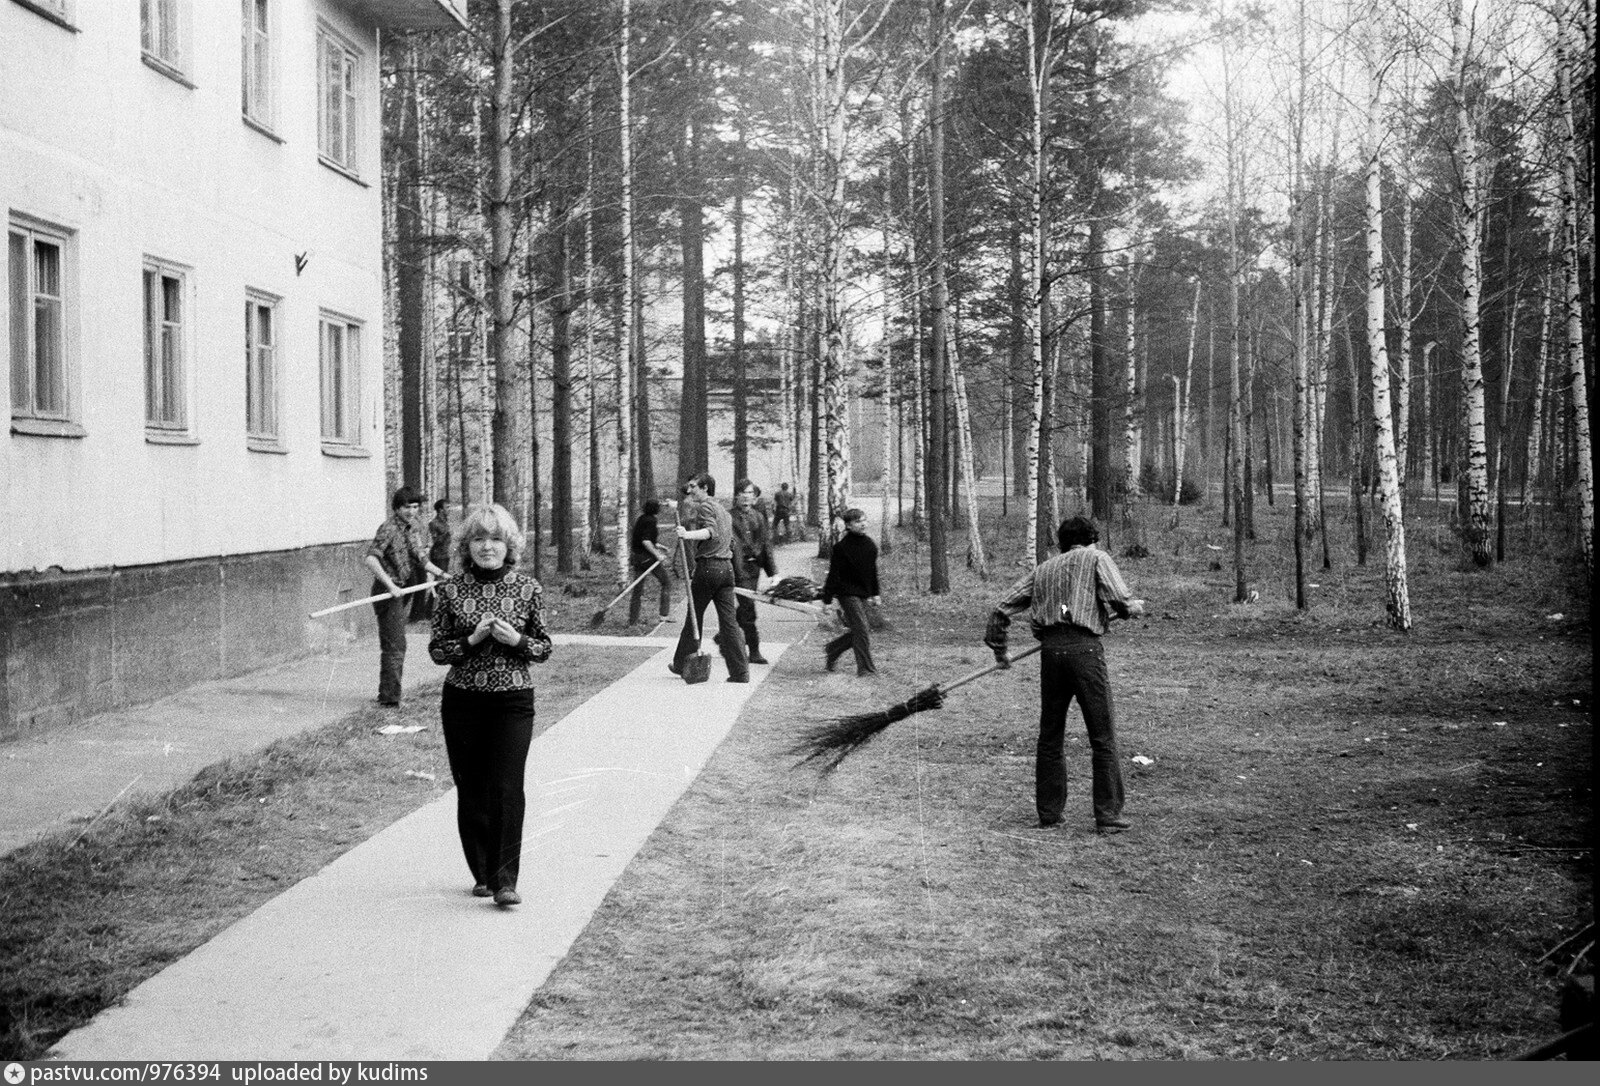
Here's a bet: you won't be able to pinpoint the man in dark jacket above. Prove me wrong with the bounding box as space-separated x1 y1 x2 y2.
821 507 880 676
730 479 778 664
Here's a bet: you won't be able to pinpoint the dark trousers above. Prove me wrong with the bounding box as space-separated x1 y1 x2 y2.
441 684 536 892
674 558 748 680
1036 631 1124 825
372 584 411 704
824 594 876 675
628 552 672 624
772 511 793 541
734 575 762 657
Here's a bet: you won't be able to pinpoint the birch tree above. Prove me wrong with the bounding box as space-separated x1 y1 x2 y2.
1362 17 1411 629
1451 0 1492 567
1555 0 1593 574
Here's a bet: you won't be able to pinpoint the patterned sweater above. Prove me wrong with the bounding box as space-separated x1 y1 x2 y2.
428 566 553 692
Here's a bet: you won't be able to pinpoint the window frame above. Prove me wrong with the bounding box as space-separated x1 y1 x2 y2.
142 257 193 439
316 22 362 178
8 214 81 437
10 0 78 31
241 0 276 133
140 0 192 85
245 289 283 451
318 310 365 454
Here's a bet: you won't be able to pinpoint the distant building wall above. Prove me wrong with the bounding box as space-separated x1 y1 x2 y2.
0 540 376 740
2 0 465 738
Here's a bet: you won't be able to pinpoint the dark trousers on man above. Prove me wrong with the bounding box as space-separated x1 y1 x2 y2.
372 584 412 705
441 684 536 893
674 557 749 681
628 552 672 624
824 594 876 675
733 575 765 661
1036 628 1124 826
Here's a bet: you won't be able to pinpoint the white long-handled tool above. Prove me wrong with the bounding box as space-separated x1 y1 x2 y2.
309 581 432 619
589 557 664 626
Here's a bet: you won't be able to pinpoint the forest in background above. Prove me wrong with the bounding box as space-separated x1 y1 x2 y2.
375 0 1595 626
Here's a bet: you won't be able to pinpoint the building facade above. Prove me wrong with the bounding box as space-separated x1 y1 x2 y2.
1 0 467 739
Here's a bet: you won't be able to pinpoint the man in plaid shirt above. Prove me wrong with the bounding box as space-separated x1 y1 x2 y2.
986 516 1145 833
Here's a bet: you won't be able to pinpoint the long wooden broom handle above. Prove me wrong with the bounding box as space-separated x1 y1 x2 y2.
935 642 1043 696
309 580 432 619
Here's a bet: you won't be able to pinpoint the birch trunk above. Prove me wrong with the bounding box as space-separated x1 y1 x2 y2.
1364 38 1411 629
948 325 988 576
820 0 851 539
926 0 950 590
1453 0 1492 567
1172 279 1200 525
1024 0 1050 562
1395 188 1414 487
1122 254 1142 503
1524 273 1552 504
1557 0 1594 575
615 0 635 586
880 168 894 553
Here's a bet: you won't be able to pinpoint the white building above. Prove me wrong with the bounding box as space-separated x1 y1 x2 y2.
1 0 467 738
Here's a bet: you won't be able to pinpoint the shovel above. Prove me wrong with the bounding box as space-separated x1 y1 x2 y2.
677 542 712 684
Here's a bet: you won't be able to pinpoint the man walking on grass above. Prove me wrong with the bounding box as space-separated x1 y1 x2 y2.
985 516 1144 833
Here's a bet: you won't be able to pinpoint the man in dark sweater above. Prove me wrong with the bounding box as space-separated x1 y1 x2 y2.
821 507 880 676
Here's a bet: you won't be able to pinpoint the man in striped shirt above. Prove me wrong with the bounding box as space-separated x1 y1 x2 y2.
986 516 1145 833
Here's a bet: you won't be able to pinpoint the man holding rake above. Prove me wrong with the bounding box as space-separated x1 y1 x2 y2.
985 516 1144 833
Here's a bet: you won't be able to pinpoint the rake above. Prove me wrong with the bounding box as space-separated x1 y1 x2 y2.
789 643 1043 773
589 558 664 626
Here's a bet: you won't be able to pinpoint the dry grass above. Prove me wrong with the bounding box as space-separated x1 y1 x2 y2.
0 645 657 1060
0 492 1590 1061
498 492 1593 1060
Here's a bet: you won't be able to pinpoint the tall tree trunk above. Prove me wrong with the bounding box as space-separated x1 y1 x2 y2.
397 45 425 490
550 153 574 574
731 120 749 488
615 0 635 586
926 0 951 591
1453 0 1492 566
1557 0 1594 575
948 319 988 576
1395 186 1415 488
880 167 895 554
1122 254 1142 505
1026 0 1053 562
583 79 605 558
488 0 517 508
1495 289 1519 563
820 0 852 544
1223 30 1248 602
678 119 709 479
1525 271 1552 505
1172 279 1200 526
1364 40 1411 629
1291 4 1309 608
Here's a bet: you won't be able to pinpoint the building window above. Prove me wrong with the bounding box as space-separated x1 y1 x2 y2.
316 25 360 175
319 313 362 447
9 218 73 424
241 0 273 127
11 0 77 29
143 260 189 432
246 291 281 444
141 0 189 79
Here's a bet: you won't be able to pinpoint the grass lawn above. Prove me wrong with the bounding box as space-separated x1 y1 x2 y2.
1 487 1591 1060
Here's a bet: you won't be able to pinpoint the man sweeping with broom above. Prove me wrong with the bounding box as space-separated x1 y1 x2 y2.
985 516 1144 834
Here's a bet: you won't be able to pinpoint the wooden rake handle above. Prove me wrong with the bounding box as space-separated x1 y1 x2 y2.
599 558 663 613
936 643 1043 696
309 581 432 619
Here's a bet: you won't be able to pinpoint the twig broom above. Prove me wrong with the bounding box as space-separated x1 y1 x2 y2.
790 644 1043 773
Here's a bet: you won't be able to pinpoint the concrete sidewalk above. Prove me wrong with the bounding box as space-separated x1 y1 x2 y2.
35 541 823 1060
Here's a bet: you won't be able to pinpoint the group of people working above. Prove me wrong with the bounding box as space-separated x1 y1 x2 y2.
358 471 1140 911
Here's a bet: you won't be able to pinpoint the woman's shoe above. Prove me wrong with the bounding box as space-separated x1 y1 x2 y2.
494 887 522 906
472 883 492 898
